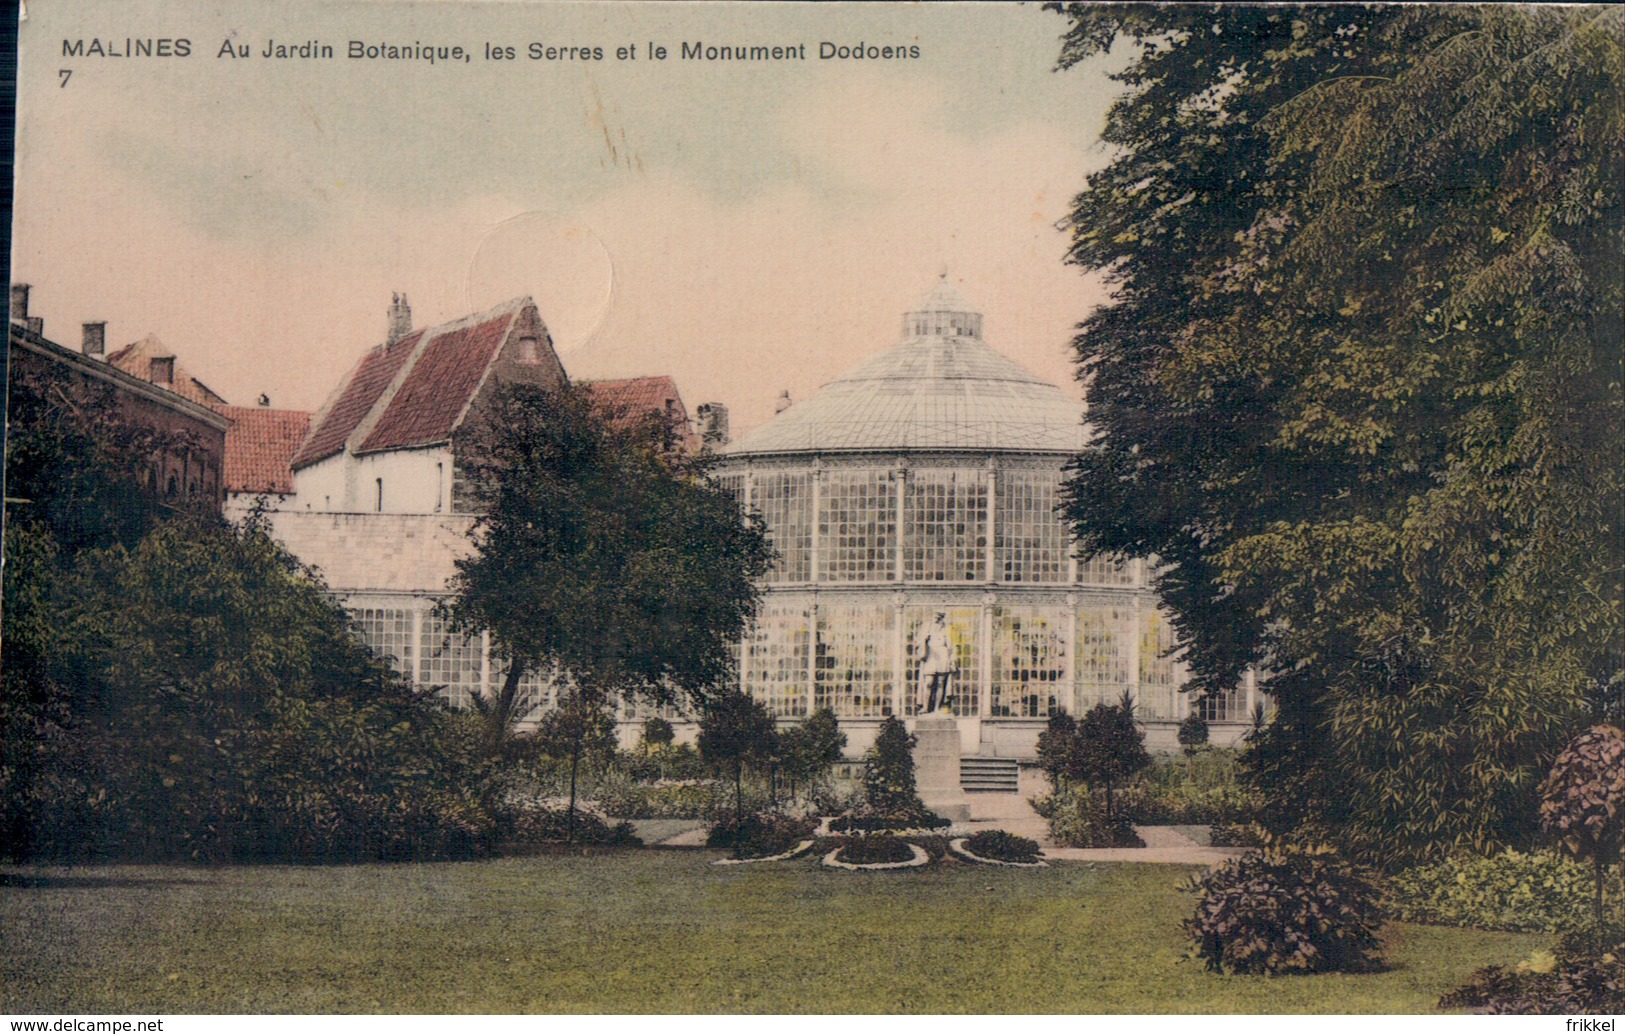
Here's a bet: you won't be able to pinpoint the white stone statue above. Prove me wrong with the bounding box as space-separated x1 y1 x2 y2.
917 612 956 714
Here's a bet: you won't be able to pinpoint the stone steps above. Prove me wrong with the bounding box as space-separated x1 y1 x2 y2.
959 756 1020 794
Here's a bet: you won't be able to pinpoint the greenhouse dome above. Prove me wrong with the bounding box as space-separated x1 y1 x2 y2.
712 280 1257 759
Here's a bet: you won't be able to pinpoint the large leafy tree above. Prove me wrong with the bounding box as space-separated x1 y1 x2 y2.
1054 6 1624 863
445 382 773 754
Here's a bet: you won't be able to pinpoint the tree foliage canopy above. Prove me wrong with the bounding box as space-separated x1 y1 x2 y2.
445 382 773 741
1053 5 1624 862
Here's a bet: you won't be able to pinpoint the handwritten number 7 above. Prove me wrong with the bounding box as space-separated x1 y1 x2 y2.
59 69 72 87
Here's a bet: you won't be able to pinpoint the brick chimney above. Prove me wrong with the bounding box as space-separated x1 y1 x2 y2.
82 321 106 359
387 292 412 344
10 283 28 325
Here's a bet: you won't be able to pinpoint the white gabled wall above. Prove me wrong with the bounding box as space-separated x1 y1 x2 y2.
291 445 453 513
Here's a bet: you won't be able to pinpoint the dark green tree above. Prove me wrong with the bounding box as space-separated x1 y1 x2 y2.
12 514 497 862
529 688 619 838
639 716 676 752
778 706 847 802
444 382 773 755
1036 711 1082 790
697 690 779 827
1075 701 1151 822
1178 713 1210 750
1052 5 1623 863
862 715 924 816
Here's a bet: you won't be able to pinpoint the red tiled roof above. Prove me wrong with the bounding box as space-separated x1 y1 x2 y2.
290 330 423 470
357 310 516 454
219 406 311 495
582 375 698 450
106 334 228 407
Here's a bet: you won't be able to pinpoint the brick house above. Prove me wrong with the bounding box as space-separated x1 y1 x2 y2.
7 284 230 510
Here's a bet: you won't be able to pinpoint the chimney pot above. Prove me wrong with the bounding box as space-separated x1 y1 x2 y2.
10 283 29 323
82 321 106 359
387 291 412 344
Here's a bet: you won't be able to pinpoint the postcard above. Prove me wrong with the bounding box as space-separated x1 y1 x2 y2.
6 0 1615 1022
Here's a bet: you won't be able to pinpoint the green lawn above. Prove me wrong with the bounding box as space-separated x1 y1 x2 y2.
2 851 1542 1014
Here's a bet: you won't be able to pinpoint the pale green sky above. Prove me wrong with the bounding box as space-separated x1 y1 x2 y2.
14 1 1126 432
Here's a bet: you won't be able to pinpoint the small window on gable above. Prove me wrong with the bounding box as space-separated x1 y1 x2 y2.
516 336 539 364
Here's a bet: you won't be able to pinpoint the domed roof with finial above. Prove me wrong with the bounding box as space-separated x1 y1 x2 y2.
726 280 1086 456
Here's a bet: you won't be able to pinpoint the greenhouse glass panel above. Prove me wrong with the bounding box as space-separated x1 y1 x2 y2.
818 469 896 582
903 469 986 582
351 605 415 678
753 471 813 583
996 471 1068 583
1138 607 1181 719
743 601 811 717
991 606 1067 717
418 611 484 710
813 605 895 717
1076 604 1134 713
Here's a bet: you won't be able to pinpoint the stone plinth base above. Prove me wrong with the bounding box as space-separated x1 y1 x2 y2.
912 713 971 823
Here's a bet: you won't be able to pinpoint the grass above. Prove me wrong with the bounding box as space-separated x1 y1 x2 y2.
2 851 1543 1014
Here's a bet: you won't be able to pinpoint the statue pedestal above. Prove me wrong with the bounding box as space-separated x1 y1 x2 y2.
912 713 971 823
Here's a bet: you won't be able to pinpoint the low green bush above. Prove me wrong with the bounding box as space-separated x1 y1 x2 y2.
1185 849 1385 975
963 829 1042 862
503 805 642 846
1043 787 1144 848
706 813 817 858
1115 781 1263 826
1440 924 1625 1014
835 835 917 865
1388 849 1625 933
596 778 729 820
1177 712 1209 748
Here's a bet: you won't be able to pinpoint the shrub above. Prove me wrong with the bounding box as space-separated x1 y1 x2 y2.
706 812 817 858
639 716 675 751
863 715 924 814
829 811 949 834
808 780 864 817
596 777 730 820
779 707 847 799
1114 782 1263 826
1185 848 1385 975
1440 925 1625 1014
698 691 779 825
1075 699 1151 820
1389 849 1625 933
505 804 642 846
1178 712 1210 749
1044 787 1144 849
963 829 1042 863
1540 724 1625 931
1036 712 1082 788
836 835 917 865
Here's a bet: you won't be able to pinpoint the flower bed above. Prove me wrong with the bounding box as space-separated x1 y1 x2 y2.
828 811 951 835
950 830 1047 867
823 836 931 871
712 839 816 866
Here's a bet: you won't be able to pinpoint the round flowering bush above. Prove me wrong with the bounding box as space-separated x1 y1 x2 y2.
1184 847 1385 975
